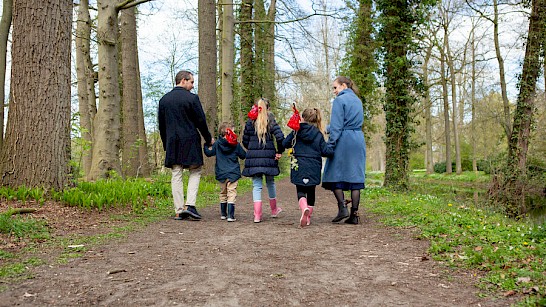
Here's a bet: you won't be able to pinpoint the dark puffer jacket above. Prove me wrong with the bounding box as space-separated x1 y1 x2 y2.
242 115 285 177
204 137 246 183
282 123 333 186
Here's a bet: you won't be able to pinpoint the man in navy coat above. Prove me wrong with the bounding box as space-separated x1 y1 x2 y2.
158 70 214 220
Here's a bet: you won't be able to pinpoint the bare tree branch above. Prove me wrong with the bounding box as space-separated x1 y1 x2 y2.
116 0 154 12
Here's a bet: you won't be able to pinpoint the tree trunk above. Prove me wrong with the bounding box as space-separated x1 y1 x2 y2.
440 43 452 174
120 7 148 177
494 0 545 217
198 0 217 176
0 0 13 151
135 53 150 177
75 0 97 178
264 0 276 105
89 0 123 180
493 0 512 141
381 0 413 190
0 0 72 189
221 0 234 122
442 11 461 175
422 42 434 174
239 0 254 127
471 24 478 173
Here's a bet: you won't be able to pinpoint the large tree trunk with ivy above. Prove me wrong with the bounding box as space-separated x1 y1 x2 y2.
0 0 72 189
120 7 149 177
340 0 378 138
221 0 234 122
239 0 254 126
75 0 97 178
380 0 414 190
89 0 123 180
254 0 276 106
0 0 13 151
492 0 546 217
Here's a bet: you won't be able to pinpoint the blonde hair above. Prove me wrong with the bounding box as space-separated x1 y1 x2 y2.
254 98 270 144
302 108 325 135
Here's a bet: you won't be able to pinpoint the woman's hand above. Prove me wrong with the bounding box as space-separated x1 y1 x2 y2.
275 153 282 160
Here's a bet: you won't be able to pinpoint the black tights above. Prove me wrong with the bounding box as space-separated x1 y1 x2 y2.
333 189 360 209
296 185 316 206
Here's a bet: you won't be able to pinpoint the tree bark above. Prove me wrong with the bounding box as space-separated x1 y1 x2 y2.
422 42 434 174
440 43 452 174
89 0 123 180
0 0 13 151
120 7 148 177
0 0 72 189
75 0 97 178
239 0 254 127
198 0 218 176
221 0 234 122
493 0 512 141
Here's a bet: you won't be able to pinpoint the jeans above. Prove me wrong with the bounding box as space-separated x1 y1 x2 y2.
252 175 276 202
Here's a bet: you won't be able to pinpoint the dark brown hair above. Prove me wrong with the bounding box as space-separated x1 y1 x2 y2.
301 108 325 135
334 76 360 97
175 70 193 85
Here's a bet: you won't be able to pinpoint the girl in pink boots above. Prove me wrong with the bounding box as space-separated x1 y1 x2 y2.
242 98 285 223
282 108 333 227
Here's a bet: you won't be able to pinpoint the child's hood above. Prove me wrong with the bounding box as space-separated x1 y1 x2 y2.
297 123 321 143
217 137 238 153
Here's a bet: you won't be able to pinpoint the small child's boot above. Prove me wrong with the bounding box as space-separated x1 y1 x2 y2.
227 203 236 222
299 197 310 228
269 198 282 217
253 201 262 223
307 206 314 226
220 202 227 220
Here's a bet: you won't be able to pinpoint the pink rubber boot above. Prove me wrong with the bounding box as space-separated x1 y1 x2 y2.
299 197 310 228
269 198 282 217
307 206 314 226
253 201 262 223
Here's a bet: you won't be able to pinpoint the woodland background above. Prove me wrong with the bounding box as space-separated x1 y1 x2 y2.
0 0 544 217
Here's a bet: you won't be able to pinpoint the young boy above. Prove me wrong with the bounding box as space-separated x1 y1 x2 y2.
204 122 246 221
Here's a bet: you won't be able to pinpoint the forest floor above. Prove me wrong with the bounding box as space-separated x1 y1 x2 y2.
0 178 518 306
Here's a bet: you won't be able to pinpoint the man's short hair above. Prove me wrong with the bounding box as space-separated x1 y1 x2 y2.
175 70 193 85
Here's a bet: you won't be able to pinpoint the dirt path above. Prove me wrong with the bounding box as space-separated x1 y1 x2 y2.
0 178 513 306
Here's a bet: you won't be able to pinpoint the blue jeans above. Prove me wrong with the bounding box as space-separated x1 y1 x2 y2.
252 175 276 201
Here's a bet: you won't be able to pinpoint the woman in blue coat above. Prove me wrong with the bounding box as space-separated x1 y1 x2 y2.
322 76 366 224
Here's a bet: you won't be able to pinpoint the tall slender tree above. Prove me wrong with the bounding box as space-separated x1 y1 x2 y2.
0 0 72 189
0 0 13 151
221 0 235 122
75 0 97 178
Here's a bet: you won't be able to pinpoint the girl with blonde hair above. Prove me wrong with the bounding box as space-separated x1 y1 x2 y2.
242 98 285 223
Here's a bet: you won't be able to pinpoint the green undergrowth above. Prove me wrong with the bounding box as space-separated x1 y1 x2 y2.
364 171 546 306
0 174 254 282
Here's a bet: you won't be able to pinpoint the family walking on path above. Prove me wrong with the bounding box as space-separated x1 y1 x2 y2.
158 71 366 226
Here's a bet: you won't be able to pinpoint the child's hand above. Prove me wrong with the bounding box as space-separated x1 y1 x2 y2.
275 153 282 160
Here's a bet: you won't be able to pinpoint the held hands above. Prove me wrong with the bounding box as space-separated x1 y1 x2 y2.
275 153 282 160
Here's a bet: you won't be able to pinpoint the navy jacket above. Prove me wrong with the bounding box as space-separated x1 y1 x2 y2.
158 87 212 168
282 123 333 186
204 137 246 183
242 115 285 177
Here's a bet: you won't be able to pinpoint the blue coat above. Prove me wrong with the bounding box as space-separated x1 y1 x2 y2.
282 123 333 186
204 137 246 183
158 87 212 168
242 115 285 177
322 89 366 184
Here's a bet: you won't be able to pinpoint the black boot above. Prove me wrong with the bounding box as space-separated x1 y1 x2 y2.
332 201 349 222
227 203 236 222
344 207 360 224
220 203 228 220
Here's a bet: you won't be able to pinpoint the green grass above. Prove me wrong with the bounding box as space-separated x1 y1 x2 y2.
365 171 546 305
0 173 255 283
